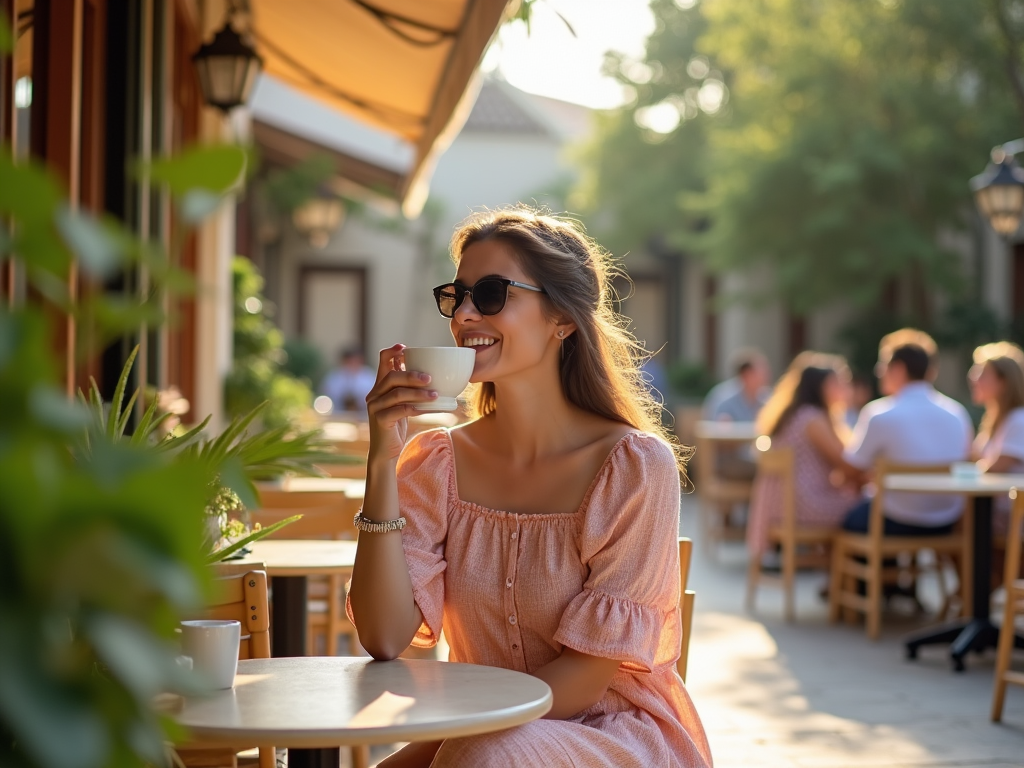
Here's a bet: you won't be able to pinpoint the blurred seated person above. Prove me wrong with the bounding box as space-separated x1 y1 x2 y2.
701 348 770 421
844 371 876 429
969 341 1024 537
842 329 973 535
320 346 376 415
701 348 771 481
748 354 861 561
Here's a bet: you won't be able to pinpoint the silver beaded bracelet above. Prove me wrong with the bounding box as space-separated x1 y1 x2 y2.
353 511 407 534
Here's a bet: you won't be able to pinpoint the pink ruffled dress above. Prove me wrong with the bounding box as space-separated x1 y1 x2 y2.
355 428 712 768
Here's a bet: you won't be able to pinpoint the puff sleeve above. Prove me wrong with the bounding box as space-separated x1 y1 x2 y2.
346 429 450 647
553 434 682 673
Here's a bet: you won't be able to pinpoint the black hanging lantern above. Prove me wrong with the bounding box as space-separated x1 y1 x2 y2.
192 20 263 113
971 156 1024 238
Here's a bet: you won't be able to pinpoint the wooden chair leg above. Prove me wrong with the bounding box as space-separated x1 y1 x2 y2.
745 548 760 612
828 541 844 624
327 574 341 657
350 745 370 768
992 591 1018 721
782 538 796 623
867 552 883 640
257 747 275 768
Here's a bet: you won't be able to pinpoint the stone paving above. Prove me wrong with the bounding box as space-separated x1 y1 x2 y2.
680 499 1024 768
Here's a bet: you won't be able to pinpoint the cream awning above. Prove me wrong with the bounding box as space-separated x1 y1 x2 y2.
249 0 512 214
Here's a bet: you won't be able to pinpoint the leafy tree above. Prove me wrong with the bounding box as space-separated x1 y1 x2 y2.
577 0 1023 323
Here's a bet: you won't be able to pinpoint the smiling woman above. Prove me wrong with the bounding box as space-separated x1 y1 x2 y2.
348 207 710 768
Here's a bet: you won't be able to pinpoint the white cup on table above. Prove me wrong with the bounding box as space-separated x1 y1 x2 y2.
951 461 981 480
180 619 240 690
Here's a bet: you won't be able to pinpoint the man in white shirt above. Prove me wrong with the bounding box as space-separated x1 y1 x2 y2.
842 329 974 535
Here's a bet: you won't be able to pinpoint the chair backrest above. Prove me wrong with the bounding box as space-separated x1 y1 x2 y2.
677 538 695 682
251 498 361 540
756 446 796 538
198 565 271 660
870 460 952 541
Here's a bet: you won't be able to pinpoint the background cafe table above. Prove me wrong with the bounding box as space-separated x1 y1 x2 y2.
234 539 357 659
883 473 1024 671
175 657 553 768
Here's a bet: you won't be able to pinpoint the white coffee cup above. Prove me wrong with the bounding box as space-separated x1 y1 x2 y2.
951 461 981 480
403 347 476 412
180 619 240 690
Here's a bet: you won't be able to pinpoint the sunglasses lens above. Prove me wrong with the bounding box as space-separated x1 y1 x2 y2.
435 285 460 317
474 279 507 315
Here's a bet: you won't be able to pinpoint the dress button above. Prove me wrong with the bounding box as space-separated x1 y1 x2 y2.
506 578 513 588
511 531 518 540
509 614 517 625
512 643 519 650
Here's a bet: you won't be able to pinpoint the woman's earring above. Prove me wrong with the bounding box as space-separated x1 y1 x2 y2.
558 330 565 360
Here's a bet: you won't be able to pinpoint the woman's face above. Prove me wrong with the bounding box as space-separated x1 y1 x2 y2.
969 361 1004 406
449 239 562 383
821 372 848 410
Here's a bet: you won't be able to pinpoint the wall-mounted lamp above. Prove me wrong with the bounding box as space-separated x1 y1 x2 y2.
192 19 263 113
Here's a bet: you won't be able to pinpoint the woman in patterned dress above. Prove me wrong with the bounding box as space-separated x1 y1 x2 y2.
347 208 712 768
747 353 861 563
969 341 1024 537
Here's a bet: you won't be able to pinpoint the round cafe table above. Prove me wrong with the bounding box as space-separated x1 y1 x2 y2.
176 657 553 767
883 472 1024 671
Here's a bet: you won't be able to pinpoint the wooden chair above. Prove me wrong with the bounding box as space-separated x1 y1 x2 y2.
176 567 274 768
746 446 835 621
829 460 967 640
251 497 362 657
992 488 1024 722
694 434 754 554
678 538 696 683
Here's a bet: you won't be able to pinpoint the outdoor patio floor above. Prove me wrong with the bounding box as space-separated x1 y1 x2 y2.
680 498 1024 768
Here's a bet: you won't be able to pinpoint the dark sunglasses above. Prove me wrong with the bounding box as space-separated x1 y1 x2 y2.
432 277 546 318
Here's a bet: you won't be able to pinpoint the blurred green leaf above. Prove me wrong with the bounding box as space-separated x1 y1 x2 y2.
29 387 93 432
179 189 224 223
0 13 12 54
0 154 63 226
55 207 125 280
143 145 248 197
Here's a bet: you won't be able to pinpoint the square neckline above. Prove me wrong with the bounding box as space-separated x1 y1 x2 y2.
439 427 643 519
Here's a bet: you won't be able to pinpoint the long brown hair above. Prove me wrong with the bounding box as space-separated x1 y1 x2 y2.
449 207 688 470
757 351 849 437
974 342 1024 443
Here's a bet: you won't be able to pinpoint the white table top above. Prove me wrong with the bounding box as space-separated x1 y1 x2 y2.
233 540 357 576
882 473 1024 495
695 420 760 441
176 657 552 748
257 477 365 497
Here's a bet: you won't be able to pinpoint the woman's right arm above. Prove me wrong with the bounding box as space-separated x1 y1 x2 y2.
348 345 438 660
805 413 865 486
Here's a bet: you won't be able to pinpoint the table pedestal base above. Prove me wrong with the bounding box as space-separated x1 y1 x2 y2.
271 576 342 768
904 619 1000 672
287 748 340 768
